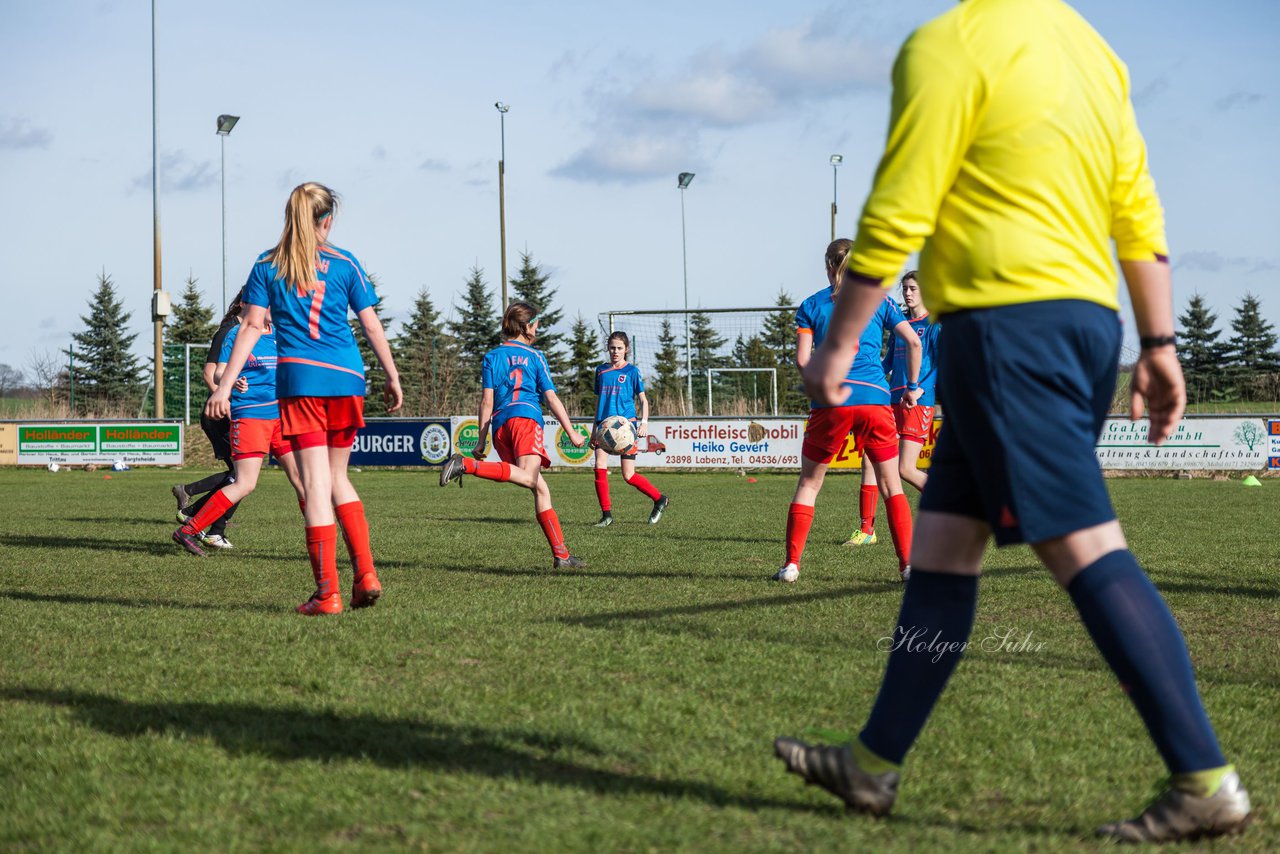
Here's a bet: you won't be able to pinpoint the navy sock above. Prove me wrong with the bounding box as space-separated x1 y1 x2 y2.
1067 550 1225 774
859 569 978 765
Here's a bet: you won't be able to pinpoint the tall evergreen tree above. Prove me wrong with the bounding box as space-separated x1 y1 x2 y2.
449 266 501 387
761 288 805 412
168 274 218 344
346 274 394 416
1226 293 1280 399
565 313 600 411
1177 294 1230 403
653 318 684 411
509 251 567 378
395 287 457 415
689 310 728 406
164 274 220 418
70 271 144 412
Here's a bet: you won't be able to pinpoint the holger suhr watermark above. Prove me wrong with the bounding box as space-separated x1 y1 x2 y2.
878 626 1046 663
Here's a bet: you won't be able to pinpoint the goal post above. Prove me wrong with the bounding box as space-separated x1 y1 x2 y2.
707 367 778 416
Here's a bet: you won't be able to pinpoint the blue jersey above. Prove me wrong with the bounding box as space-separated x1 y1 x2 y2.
796 286 907 408
241 242 377 398
482 341 556 431
594 362 644 424
887 313 941 406
219 323 281 420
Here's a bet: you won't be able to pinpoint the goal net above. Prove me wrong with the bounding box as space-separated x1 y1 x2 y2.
598 305 804 416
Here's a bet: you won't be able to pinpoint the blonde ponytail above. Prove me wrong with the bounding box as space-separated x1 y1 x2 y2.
825 238 854 296
267 183 339 295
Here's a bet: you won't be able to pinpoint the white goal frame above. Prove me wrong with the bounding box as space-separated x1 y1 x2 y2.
706 367 778 416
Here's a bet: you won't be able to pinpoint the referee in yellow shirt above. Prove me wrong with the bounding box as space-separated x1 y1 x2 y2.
773 0 1251 842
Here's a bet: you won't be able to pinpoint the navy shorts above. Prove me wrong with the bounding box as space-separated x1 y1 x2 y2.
919 299 1121 546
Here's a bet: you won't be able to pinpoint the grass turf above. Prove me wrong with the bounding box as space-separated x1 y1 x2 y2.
0 467 1275 851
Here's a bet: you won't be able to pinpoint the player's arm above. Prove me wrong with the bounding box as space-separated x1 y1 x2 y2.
636 391 650 437
474 388 495 458
1122 259 1183 445
207 305 266 420
891 320 923 407
202 362 218 393
356 305 403 413
795 330 813 369
544 391 585 447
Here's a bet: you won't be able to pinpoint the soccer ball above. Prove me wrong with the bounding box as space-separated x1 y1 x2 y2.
593 415 637 455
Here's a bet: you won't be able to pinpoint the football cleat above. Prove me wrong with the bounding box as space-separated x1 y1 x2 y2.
200 532 234 549
1097 771 1252 843
553 554 588 569
594 512 614 528
439 453 467 487
296 593 343 616
171 483 192 513
773 738 899 817
648 495 670 525
176 511 192 525
900 564 911 582
772 563 799 583
351 572 382 609
171 528 207 557
842 530 877 546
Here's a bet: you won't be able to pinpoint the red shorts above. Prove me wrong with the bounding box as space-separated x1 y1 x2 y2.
230 417 292 460
280 395 365 451
803 405 898 464
493 417 550 468
893 403 936 444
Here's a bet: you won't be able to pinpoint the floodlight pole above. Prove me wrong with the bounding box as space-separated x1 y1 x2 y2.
151 0 163 417
496 102 510 309
678 172 695 414
217 114 239 313
830 154 843 241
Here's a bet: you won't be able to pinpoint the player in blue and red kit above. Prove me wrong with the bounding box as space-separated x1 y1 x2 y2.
172 310 305 555
209 183 402 615
774 239 921 584
851 271 941 544
439 302 588 569
591 331 669 527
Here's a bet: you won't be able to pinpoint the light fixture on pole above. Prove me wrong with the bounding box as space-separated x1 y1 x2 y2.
677 171 695 414
829 154 843 241
216 114 239 313
495 101 510 309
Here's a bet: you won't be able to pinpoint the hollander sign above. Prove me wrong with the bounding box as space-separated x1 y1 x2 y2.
15 422 184 465
1094 417 1269 470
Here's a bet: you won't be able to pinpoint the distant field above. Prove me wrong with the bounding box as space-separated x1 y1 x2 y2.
0 468 1275 851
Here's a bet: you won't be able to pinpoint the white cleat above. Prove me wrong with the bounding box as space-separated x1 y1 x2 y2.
772 563 799 583
199 533 234 549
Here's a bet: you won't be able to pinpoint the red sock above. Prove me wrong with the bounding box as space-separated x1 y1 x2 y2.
593 468 611 512
536 508 570 559
785 502 815 566
624 473 662 501
182 489 234 535
886 492 914 571
463 457 511 482
305 524 340 599
859 484 879 534
335 500 375 582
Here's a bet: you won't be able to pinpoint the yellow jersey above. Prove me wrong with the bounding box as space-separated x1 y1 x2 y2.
847 0 1168 315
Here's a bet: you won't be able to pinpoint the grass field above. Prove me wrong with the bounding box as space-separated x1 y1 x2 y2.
0 467 1275 851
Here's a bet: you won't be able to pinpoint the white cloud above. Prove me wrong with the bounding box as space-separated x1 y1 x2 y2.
0 117 53 150
130 150 217 193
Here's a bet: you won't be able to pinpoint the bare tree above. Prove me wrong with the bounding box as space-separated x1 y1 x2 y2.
25 349 67 406
0 364 23 398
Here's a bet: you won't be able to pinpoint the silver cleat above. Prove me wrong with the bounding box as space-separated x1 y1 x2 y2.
1097 771 1252 843
773 737 898 816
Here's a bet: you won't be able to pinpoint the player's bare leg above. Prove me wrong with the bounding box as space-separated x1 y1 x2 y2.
897 439 927 493
517 454 584 569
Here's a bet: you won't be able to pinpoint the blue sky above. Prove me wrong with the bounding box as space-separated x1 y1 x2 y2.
1 0 1277 376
